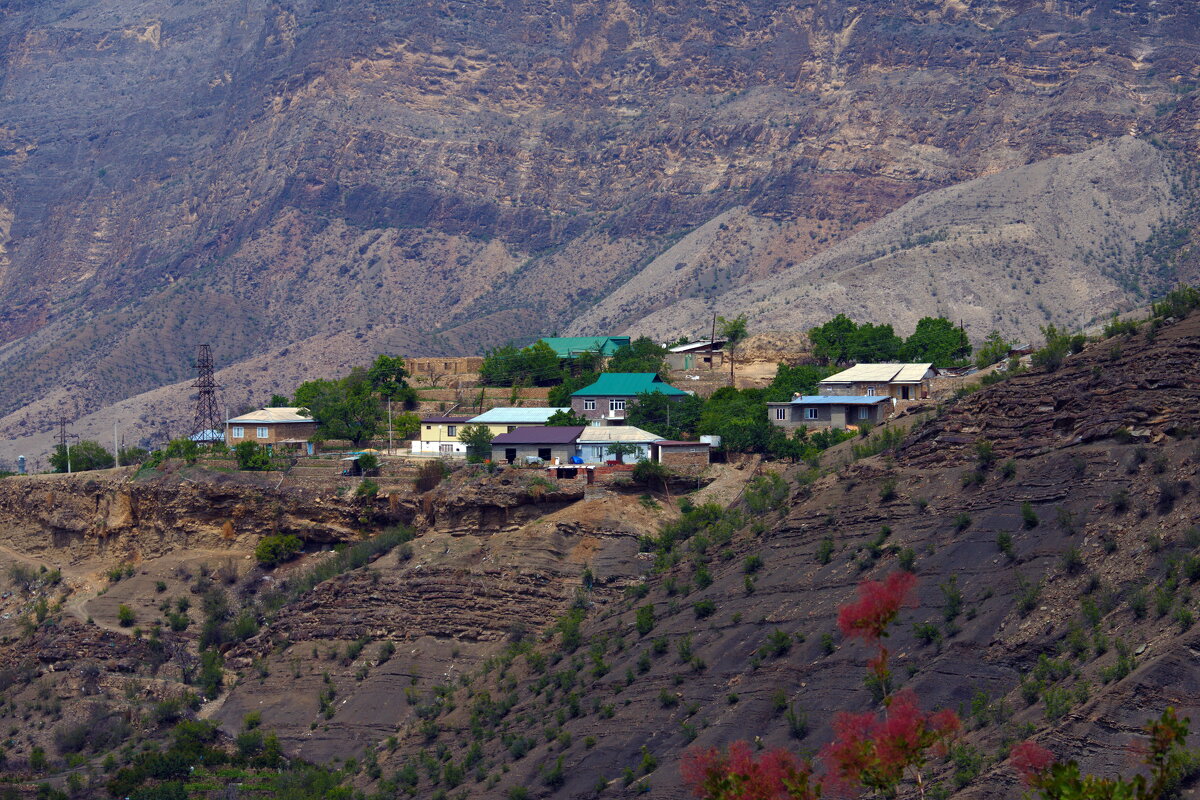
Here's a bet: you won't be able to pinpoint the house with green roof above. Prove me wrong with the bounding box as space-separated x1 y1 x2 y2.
570 373 689 425
538 336 631 360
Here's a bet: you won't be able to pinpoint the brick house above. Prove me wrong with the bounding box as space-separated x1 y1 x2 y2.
570 373 689 424
225 408 317 450
767 396 892 431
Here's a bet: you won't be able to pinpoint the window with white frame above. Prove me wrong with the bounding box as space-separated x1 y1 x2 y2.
447 425 457 437
858 406 870 419
774 407 786 420
257 426 269 439
232 426 244 438
610 399 626 412
866 386 877 396
584 399 596 411
804 408 819 420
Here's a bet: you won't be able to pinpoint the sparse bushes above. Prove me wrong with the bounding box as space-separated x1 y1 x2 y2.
760 629 792 658
997 531 1015 559
117 604 136 627
1020 501 1039 529
816 537 834 565
635 605 655 636
414 460 449 492
1016 577 1041 616
254 534 302 567
234 441 272 471
745 472 788 513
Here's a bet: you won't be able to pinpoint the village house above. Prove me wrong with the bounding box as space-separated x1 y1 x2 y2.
490 426 584 465
664 339 726 371
570 373 689 425
411 415 473 456
767 395 891 432
467 407 569 436
225 408 318 452
538 336 631 361
576 425 659 464
818 363 937 401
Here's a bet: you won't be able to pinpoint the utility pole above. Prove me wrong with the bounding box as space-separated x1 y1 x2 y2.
387 399 393 456
58 416 71 474
113 421 119 467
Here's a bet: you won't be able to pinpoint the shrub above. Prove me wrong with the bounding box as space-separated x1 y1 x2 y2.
744 554 764 574
954 513 972 532
633 459 671 491
816 537 834 565
761 629 793 658
635 605 655 636
1020 501 1039 529
117 604 136 627
878 479 897 502
234 440 272 471
898 548 915 571
356 479 379 499
693 599 716 619
254 534 302 567
1016 578 1041 616
997 531 1015 559
1060 547 1084 575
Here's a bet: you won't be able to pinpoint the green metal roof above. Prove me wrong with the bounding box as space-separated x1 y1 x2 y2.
538 336 631 358
571 373 688 397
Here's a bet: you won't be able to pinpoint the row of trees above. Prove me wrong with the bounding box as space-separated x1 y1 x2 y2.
807 314 972 368
480 337 672 392
292 355 419 446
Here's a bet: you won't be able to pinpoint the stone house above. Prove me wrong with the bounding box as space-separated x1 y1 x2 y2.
767 396 892 431
651 440 711 468
570 373 689 424
818 363 937 401
225 408 317 450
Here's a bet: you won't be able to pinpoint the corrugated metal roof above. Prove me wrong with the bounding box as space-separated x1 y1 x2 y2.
491 426 584 445
227 407 314 424
572 373 689 397
786 396 892 405
538 336 631 358
655 440 710 447
668 339 726 353
819 363 933 384
577 425 660 443
421 416 473 424
468 407 569 424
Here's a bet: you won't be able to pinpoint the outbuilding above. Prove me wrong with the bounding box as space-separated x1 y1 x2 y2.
818 363 936 401
651 440 711 468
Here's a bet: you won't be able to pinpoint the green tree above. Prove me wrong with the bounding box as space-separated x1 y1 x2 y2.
607 442 640 464
849 323 903 362
458 424 495 463
546 409 589 426
607 337 668 377
974 330 1011 369
267 394 291 407
480 341 563 387
295 369 383 446
234 441 272 471
367 354 417 406
718 314 750 383
902 317 971 367
50 440 115 473
698 388 776 453
808 314 859 365
255 534 302 567
626 392 704 440
548 371 598 407
163 438 200 462
764 364 829 402
117 446 150 465
391 411 421 440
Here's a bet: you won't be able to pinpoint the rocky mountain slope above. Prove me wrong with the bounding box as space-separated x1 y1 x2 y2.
1 309 1199 797
3 1 1200 442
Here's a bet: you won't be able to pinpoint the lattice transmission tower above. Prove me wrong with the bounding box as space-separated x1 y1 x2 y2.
192 344 224 441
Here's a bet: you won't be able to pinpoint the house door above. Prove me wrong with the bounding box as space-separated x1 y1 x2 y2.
505 448 517 463
901 386 910 400
439 444 453 456
538 448 552 461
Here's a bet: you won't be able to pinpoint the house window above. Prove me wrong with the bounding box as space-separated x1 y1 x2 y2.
537 448 552 461
858 406 870 419
584 399 596 411
804 408 819 420
232 426 244 438
425 425 432 431
257 426 269 439
507 426 517 433
447 425 457 437
774 407 786 421
866 387 876 396
610 399 626 412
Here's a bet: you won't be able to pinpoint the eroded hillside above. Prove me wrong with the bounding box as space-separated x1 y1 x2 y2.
1 312 1200 798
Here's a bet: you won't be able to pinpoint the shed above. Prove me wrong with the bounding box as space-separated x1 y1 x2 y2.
651 440 711 468
665 339 726 371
